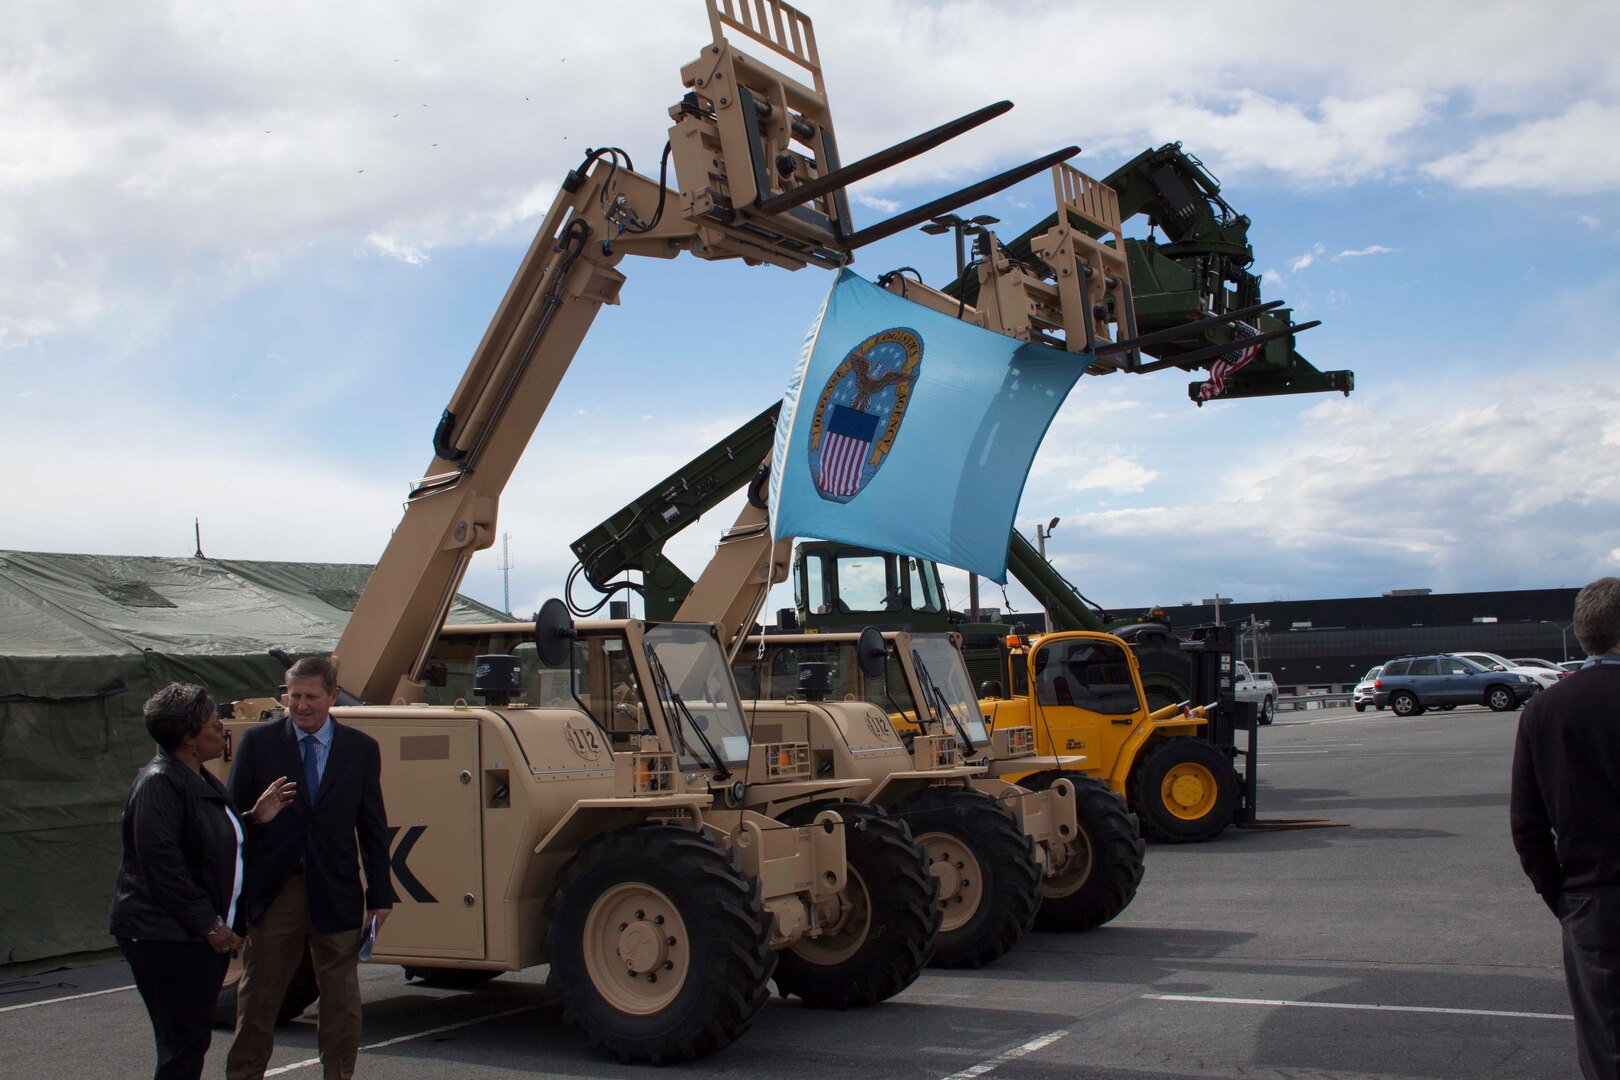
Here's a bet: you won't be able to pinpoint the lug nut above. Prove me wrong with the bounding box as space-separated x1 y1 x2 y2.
654 915 664 925
667 936 677 946
647 974 658 983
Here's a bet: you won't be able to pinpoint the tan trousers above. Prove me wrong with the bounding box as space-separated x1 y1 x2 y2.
226 875 364 1080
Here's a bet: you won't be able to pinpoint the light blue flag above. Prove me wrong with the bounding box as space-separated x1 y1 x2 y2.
770 269 1092 583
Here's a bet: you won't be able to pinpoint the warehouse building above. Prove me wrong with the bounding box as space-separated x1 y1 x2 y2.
993 587 1583 697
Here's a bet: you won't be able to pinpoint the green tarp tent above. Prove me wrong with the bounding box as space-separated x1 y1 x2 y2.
0 550 506 967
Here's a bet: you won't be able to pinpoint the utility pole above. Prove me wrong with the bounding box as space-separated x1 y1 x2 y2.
1239 613 1269 670
1210 593 1228 626
499 532 513 616
1035 517 1060 632
193 518 204 559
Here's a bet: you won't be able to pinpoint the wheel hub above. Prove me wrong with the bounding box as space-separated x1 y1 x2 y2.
617 919 667 975
793 867 872 965
583 883 689 1015
916 831 985 934
1161 761 1218 820
1041 829 1094 899
1169 773 1205 808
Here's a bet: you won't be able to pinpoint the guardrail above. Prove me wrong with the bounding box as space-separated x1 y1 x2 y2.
1279 693 1352 711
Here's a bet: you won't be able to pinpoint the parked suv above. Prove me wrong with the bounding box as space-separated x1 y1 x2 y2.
1373 654 1538 716
1352 665 1383 712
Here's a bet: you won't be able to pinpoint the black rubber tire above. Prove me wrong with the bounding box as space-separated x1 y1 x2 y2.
1390 691 1423 717
1354 703 1366 713
893 787 1039 968
772 802 940 1008
545 824 774 1064
1129 738 1239 843
1018 771 1145 932
1125 639 1192 712
404 967 501 989
1259 697 1275 725
1486 685 1517 712
213 949 319 1029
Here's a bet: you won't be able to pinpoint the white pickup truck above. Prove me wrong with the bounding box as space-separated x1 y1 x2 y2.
1233 661 1278 725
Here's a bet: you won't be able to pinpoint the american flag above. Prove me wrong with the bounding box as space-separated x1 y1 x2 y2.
1196 321 1262 402
818 404 880 497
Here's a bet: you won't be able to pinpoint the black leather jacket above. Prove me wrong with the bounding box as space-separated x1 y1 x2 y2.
108 749 246 941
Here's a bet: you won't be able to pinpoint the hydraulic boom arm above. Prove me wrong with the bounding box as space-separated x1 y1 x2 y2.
330 0 1073 704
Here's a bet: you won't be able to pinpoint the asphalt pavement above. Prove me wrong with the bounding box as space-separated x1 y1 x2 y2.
0 704 1573 1079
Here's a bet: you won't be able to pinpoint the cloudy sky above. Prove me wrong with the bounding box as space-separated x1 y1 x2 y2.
6 0 1619 622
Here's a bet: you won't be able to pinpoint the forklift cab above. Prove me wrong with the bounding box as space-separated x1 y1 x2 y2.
794 543 947 624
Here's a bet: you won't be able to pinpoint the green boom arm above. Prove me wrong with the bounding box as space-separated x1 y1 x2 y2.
945 143 1352 402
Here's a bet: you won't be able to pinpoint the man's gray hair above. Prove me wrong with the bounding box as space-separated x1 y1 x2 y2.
1573 577 1620 657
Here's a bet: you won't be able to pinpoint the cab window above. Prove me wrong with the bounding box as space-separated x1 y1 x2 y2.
797 551 832 615
1031 638 1141 715
835 552 891 612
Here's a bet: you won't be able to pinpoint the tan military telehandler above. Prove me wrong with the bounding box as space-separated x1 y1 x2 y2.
209 0 1096 1060
219 605 867 1062
731 629 1146 931
433 614 1077 969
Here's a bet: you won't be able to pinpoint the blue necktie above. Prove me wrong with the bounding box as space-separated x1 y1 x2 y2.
301 734 320 805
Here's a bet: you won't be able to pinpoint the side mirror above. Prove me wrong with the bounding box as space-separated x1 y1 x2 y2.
534 598 577 667
856 626 888 679
1491 664 1506 672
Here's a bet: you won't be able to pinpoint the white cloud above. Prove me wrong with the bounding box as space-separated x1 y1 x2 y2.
2 0 1616 359
1578 214 1603 230
1023 354 1620 608
1335 245 1397 259
1422 101 1620 194
1065 454 1157 495
1262 268 1284 287
1139 88 1438 184
853 192 901 215
1289 243 1327 273
364 233 431 265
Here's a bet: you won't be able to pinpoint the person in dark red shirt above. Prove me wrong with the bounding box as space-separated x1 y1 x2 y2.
1511 577 1620 1079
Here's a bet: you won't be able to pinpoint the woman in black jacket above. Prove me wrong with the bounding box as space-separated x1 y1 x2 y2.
108 683 295 1080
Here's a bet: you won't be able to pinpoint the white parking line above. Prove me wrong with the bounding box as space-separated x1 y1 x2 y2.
1144 993 1570 1021
264 1005 544 1074
0 985 135 1014
938 1028 1070 1080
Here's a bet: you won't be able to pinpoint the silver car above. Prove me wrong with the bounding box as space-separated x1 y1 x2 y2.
1352 665 1383 712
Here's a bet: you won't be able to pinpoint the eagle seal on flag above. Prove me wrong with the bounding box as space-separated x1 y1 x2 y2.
806 327 922 502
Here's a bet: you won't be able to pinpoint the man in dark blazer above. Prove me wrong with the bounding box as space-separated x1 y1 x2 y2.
1511 577 1620 1080
226 657 394 1080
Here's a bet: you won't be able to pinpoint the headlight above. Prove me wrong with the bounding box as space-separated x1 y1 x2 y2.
1517 675 1533 684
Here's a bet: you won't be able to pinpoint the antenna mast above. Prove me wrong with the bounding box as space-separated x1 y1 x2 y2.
500 532 513 615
